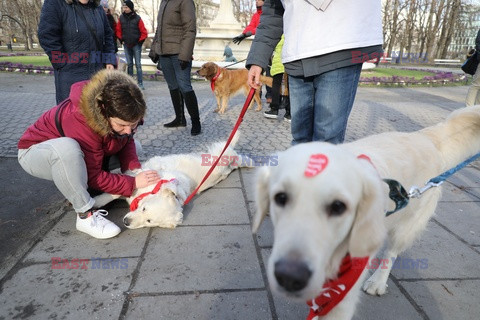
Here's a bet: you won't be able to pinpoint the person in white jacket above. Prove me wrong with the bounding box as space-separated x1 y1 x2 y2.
246 0 383 144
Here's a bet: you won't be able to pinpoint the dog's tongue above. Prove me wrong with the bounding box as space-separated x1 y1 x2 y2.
304 154 329 177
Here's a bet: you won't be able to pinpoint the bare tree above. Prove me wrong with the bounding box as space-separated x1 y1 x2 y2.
0 0 41 50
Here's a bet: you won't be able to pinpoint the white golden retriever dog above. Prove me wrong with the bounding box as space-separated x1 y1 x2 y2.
94 133 250 229
253 106 480 319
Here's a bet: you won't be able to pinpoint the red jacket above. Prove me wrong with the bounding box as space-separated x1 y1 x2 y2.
115 13 148 47
18 79 141 197
243 8 262 35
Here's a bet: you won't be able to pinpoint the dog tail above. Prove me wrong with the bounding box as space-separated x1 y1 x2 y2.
422 105 480 170
260 75 273 88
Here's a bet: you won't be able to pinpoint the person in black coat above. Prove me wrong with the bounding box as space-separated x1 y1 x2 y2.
38 0 116 104
466 28 480 106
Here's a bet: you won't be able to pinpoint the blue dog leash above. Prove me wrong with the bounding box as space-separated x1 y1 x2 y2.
385 151 480 216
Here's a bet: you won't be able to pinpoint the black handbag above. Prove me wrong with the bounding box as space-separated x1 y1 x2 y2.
461 50 479 75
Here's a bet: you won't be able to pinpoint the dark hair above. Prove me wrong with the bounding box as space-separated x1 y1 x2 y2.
101 79 146 122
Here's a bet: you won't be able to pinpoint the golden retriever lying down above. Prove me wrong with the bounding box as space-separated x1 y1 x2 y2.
253 106 480 319
197 62 273 114
94 133 251 229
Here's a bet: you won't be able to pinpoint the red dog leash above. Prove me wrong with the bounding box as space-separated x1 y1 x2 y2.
184 87 256 205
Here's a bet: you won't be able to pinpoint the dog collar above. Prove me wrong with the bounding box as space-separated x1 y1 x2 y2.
210 67 222 91
357 154 409 216
130 178 176 211
307 254 369 318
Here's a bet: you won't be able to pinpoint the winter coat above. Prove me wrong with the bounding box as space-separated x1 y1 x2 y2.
38 0 115 102
270 35 285 76
106 12 118 52
116 12 148 48
151 0 196 62
18 72 141 197
243 8 262 35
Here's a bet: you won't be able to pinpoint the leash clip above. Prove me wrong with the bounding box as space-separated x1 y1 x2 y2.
408 181 443 199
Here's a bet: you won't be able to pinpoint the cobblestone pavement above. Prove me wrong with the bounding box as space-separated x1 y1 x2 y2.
0 72 479 320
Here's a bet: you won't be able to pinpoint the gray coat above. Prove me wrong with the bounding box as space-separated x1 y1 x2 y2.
246 0 284 72
151 0 196 62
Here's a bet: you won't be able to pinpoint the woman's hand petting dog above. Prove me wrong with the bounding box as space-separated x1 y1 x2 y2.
135 170 161 188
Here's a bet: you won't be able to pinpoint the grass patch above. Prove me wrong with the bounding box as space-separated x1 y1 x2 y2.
361 68 435 80
0 55 51 67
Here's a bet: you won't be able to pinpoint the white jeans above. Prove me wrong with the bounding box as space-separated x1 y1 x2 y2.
466 62 480 107
18 137 95 213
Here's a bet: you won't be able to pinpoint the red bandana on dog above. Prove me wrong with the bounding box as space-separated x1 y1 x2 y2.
210 67 222 91
306 254 369 318
304 154 329 177
129 178 176 211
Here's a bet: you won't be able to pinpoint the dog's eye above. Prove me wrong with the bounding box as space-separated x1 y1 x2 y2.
274 192 288 207
147 219 151 223
327 200 347 216
142 207 146 212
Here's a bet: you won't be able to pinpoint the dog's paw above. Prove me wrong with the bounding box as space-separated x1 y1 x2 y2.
255 107 262 112
362 278 388 296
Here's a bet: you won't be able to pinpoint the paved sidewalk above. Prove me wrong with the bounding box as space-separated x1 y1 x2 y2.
0 73 479 319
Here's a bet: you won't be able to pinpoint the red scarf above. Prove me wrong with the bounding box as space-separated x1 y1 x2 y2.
210 67 222 91
306 254 369 318
129 179 175 211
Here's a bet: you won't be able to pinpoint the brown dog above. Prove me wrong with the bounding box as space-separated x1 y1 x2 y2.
197 62 273 114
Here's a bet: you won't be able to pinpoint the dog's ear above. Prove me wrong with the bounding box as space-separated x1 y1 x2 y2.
348 168 386 257
253 166 271 233
162 182 187 203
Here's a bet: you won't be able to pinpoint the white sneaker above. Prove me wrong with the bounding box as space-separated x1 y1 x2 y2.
76 209 121 239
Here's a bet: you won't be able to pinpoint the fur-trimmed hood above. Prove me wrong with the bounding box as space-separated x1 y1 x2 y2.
65 0 101 6
78 69 139 137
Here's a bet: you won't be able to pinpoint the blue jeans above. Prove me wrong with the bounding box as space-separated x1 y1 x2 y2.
158 55 193 93
289 64 362 145
124 44 143 85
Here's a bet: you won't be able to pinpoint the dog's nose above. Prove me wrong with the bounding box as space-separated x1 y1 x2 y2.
274 259 312 292
123 217 130 226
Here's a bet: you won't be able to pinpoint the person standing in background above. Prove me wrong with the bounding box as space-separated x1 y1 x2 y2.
263 35 290 122
232 0 271 103
466 28 480 106
150 0 201 136
116 0 148 89
101 0 118 56
38 0 116 104
247 0 383 145
232 0 265 45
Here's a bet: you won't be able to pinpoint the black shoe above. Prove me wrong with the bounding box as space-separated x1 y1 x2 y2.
284 112 291 123
164 117 187 127
191 121 201 136
263 108 278 119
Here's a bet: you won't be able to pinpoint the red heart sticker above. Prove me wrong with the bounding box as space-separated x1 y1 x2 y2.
304 154 329 177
